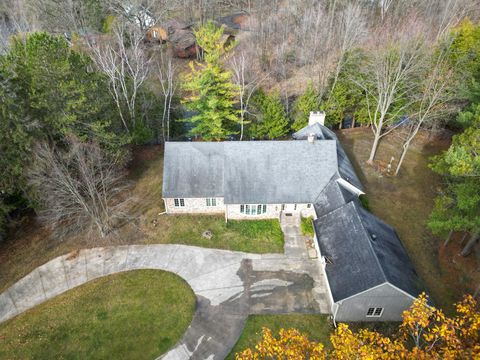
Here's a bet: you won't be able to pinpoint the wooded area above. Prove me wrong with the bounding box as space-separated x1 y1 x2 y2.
0 0 479 272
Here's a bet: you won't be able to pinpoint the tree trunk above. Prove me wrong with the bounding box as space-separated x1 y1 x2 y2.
461 230 480 257
444 230 454 247
367 132 381 164
394 140 411 176
352 116 356 128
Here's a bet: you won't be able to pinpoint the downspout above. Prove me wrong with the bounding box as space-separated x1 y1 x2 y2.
163 198 168 214
332 301 341 328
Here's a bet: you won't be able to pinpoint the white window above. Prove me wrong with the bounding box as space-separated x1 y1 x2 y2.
174 198 185 207
366 307 383 317
206 198 216 207
240 204 267 215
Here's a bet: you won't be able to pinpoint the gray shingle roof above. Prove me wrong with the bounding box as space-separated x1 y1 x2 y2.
313 201 423 302
162 142 224 198
223 141 338 204
313 176 357 218
293 124 363 190
292 123 326 140
162 140 338 204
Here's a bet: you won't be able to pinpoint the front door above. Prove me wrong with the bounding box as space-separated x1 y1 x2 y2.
283 204 298 215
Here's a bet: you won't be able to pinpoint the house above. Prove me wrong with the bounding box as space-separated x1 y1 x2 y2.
312 200 422 322
162 111 423 321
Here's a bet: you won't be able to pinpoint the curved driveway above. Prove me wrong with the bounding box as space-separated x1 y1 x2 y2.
0 221 330 359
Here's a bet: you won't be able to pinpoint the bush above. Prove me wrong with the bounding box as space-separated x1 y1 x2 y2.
300 217 314 236
359 194 371 211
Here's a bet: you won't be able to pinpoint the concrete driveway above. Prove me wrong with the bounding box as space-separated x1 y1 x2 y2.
0 220 330 359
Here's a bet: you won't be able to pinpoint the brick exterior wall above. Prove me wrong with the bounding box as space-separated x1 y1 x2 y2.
164 198 317 220
164 197 225 214
227 203 316 220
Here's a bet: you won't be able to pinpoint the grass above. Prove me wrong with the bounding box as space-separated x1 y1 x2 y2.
0 146 284 293
300 216 315 237
0 270 195 359
227 314 333 358
145 215 284 253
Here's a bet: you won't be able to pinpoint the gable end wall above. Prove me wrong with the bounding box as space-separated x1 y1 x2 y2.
335 283 414 322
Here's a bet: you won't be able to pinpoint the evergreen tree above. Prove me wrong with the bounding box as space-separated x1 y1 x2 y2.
0 32 123 233
182 21 239 140
291 82 319 131
252 90 289 139
428 106 480 255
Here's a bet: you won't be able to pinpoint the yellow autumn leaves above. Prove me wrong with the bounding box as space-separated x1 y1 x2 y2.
236 293 480 359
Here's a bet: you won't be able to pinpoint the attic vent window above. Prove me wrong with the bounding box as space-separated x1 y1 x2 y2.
366 307 383 317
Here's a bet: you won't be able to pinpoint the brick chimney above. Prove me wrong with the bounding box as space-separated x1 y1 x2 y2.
309 111 325 126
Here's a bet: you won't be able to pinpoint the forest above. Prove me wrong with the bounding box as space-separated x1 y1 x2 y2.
0 0 479 292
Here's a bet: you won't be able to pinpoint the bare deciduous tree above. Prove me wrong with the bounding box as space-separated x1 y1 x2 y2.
28 137 132 238
88 21 151 134
354 26 425 164
230 50 269 140
156 49 177 142
394 46 457 175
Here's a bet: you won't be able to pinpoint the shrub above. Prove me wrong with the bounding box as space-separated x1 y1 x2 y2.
300 217 314 237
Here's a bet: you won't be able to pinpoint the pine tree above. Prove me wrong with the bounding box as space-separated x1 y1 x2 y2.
428 106 480 255
291 82 319 131
182 21 239 141
252 90 289 139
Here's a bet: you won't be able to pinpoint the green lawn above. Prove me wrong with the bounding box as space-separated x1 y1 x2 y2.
145 215 284 253
227 314 333 358
0 270 195 360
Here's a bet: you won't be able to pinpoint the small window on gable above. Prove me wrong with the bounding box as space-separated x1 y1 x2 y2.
366 307 383 317
307 203 311 208
174 198 185 207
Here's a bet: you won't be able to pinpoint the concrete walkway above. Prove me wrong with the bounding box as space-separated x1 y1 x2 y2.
0 223 330 359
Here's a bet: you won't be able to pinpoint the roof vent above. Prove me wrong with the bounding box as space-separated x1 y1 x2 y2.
371 234 377 241
307 133 316 143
